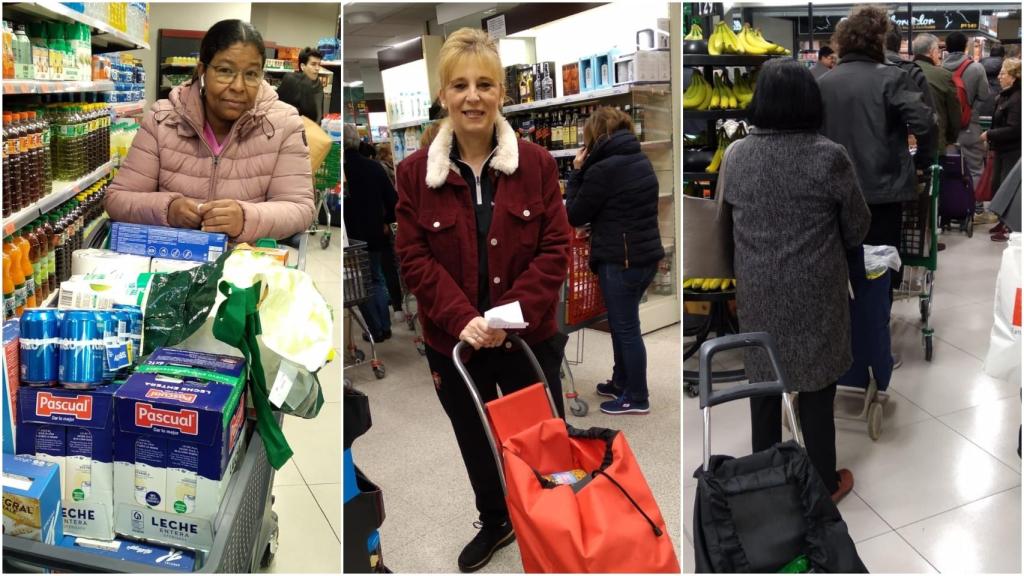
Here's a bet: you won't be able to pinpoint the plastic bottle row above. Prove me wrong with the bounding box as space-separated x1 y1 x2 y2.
2 20 92 82
3 178 109 320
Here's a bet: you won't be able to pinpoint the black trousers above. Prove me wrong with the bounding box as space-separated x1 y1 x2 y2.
864 202 904 302
750 383 839 494
425 335 566 526
379 232 403 313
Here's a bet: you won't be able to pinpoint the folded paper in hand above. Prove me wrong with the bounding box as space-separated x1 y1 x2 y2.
485 302 529 330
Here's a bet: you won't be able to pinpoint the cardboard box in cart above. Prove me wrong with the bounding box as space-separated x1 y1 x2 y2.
113 348 247 550
2 453 63 544
16 385 119 540
109 222 227 263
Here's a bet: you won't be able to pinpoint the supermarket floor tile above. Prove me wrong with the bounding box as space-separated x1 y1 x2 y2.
855 531 938 573
348 322 681 572
262 484 341 573
309 483 341 541
898 486 1022 574
682 533 695 574
938 395 1022 472
273 458 305 487
287 401 342 485
837 491 892 543
835 417 1020 529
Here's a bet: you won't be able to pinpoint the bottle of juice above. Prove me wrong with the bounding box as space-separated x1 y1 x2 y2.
2 252 14 320
3 236 26 317
26 222 46 302
2 20 14 79
14 232 36 308
36 106 51 196
43 214 57 294
24 112 40 204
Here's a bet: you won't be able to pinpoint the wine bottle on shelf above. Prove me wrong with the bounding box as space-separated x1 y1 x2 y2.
551 110 563 151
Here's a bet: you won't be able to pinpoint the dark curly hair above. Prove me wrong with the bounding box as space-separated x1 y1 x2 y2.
831 4 889 62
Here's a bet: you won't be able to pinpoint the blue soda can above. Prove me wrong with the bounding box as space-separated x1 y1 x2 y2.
59 310 106 388
96 311 119 383
19 309 61 386
123 308 143 363
107 309 133 375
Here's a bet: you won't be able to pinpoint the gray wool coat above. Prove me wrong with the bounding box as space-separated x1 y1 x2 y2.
722 129 872 392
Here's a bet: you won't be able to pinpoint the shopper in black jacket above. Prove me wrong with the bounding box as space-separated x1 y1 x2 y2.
885 22 937 153
978 45 1004 118
566 107 664 415
819 5 935 298
982 58 1021 241
343 123 398 341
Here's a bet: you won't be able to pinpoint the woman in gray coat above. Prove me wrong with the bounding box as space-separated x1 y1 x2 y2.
722 59 872 502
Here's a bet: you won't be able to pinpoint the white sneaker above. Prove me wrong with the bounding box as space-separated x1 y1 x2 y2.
892 354 903 370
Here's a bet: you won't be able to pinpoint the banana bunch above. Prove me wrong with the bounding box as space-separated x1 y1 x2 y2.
731 69 755 108
683 278 737 292
683 72 713 110
708 21 743 55
737 23 791 56
684 24 704 41
705 132 727 173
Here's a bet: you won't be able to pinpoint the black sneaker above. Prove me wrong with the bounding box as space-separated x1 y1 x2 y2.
458 520 515 573
595 380 624 399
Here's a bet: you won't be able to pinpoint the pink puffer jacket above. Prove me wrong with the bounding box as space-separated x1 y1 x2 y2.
105 80 315 243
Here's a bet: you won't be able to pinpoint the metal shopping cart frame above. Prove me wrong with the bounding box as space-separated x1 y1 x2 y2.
895 162 941 361
343 239 385 380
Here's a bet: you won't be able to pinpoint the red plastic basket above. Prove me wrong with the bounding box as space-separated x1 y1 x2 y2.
565 232 606 326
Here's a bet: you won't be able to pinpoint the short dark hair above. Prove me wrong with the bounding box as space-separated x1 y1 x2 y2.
946 31 968 53
818 45 834 59
299 47 323 67
885 21 902 53
748 58 823 131
990 44 1005 57
197 19 266 77
831 4 889 62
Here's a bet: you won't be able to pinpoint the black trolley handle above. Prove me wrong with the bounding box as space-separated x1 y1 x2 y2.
699 332 803 471
452 333 558 498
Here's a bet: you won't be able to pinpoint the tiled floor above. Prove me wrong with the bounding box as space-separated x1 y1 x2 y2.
348 308 682 572
682 230 1022 573
259 227 342 573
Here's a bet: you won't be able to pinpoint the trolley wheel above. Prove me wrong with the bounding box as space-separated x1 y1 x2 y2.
320 234 331 249
867 401 883 441
966 215 974 238
353 349 366 363
684 381 699 398
373 365 386 379
919 297 930 324
925 334 934 362
260 515 280 568
570 398 589 417
406 316 416 331
416 342 426 356
309 229 317 236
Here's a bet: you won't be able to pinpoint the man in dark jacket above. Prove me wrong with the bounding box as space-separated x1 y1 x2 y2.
277 47 324 122
810 46 836 80
820 5 935 299
943 32 990 186
886 23 937 168
978 44 1004 117
344 123 398 341
912 33 961 152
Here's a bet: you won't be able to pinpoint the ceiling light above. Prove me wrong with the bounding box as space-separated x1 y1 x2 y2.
390 37 420 49
347 80 364 87
345 11 375 25
995 11 1009 17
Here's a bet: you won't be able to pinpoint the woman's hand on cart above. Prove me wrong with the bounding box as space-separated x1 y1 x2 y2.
169 197 203 229
460 317 508 350
200 199 245 237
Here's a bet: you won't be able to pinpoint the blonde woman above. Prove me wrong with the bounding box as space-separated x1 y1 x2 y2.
394 28 570 572
981 57 1021 241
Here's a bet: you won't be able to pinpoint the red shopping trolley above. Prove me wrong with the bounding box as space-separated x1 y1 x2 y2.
453 334 679 573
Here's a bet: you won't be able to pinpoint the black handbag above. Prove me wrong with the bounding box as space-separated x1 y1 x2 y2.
692 333 867 573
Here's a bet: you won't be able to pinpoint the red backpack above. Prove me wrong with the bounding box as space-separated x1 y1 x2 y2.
951 59 973 129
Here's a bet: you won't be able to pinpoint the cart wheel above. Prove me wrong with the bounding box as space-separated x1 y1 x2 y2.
406 316 416 331
416 342 426 356
925 335 933 361
684 382 699 398
373 365 386 379
309 229 317 236
570 398 588 417
320 234 331 249
260 518 280 568
966 216 974 238
353 349 366 363
919 297 930 324
867 402 883 441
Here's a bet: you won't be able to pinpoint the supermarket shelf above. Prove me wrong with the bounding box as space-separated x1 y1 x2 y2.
550 148 581 159
5 1 150 52
547 140 670 159
3 161 114 236
3 79 114 95
160 63 197 70
264 68 296 74
82 214 110 248
503 82 670 115
683 55 784 67
684 109 748 120
321 60 342 67
389 117 431 130
111 101 145 118
684 171 719 180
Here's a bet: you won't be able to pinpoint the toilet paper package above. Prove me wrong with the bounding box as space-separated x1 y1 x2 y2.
112 349 247 550
58 273 154 310
2 453 63 544
16 385 119 540
109 222 227 263
71 249 152 278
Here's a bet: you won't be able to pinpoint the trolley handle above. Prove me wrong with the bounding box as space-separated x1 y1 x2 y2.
699 333 803 471
451 333 558 498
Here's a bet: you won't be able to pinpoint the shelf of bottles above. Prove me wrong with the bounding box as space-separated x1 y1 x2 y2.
4 160 114 235
2 79 115 94
6 1 150 52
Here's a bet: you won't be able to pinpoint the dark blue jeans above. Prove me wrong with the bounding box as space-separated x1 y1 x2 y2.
357 251 391 338
596 262 657 402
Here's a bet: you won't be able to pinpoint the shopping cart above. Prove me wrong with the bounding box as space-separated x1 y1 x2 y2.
896 162 941 361
2 413 284 573
309 141 342 250
344 239 386 379
389 222 426 356
454 334 677 573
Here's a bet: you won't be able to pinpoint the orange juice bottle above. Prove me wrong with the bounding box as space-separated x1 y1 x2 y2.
3 236 26 317
2 252 14 320
14 231 36 308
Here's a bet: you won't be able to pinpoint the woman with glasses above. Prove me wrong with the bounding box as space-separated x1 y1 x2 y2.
105 19 314 243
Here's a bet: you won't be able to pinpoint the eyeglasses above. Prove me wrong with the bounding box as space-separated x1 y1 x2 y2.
211 65 264 87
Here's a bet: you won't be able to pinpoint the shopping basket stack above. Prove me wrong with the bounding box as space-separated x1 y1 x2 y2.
343 240 385 379
455 335 679 573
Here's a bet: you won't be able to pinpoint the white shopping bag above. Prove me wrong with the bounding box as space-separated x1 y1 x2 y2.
984 233 1022 382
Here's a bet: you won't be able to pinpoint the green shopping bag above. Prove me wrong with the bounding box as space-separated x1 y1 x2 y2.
213 281 294 469
142 252 229 355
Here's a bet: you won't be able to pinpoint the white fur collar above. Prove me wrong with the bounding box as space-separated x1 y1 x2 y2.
425 116 519 188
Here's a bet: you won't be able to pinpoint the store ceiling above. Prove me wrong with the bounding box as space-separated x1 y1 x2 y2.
731 2 1021 18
